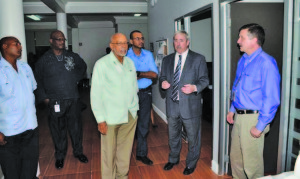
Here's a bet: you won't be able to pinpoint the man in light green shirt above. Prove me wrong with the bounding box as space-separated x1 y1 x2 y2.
91 33 139 179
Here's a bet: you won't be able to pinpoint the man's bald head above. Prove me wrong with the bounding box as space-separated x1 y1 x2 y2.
50 30 64 39
110 33 126 43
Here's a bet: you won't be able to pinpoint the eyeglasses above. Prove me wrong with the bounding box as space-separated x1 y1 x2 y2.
132 37 145 41
111 42 129 46
52 38 67 42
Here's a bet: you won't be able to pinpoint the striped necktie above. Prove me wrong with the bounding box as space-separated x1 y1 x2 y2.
171 55 182 101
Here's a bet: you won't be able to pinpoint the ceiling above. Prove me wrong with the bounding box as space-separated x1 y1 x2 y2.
23 0 148 28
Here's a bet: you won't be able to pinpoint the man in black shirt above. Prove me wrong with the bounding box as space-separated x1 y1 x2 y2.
35 30 88 169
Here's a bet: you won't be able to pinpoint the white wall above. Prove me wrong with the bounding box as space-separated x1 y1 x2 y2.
77 27 115 78
190 18 212 62
148 0 214 119
115 17 149 49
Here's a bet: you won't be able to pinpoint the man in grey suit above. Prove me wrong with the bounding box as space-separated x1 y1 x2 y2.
160 30 209 175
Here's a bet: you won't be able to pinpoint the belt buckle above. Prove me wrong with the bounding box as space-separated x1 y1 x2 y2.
243 110 247 114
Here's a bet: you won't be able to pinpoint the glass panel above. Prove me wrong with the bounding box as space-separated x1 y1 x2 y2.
294 118 300 133
181 19 185 30
292 138 300 155
296 99 300 109
292 156 296 171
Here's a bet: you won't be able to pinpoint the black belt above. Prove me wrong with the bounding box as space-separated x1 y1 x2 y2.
139 86 151 92
236 109 259 114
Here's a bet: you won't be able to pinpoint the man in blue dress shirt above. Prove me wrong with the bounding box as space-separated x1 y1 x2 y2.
0 36 39 179
227 23 281 179
127 30 158 165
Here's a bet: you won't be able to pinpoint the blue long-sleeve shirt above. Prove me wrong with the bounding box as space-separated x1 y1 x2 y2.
127 48 158 89
0 57 37 136
229 47 280 131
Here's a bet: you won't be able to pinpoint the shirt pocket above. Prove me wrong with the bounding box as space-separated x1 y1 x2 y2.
0 78 13 100
241 73 261 92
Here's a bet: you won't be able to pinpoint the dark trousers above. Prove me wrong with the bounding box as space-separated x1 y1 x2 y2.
0 128 39 179
167 101 202 168
48 98 83 160
136 89 152 157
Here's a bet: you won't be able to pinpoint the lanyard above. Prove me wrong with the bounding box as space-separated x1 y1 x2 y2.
233 51 262 89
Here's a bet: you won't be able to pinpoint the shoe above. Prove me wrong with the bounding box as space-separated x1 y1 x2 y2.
55 159 64 169
75 154 88 163
183 167 195 175
163 161 179 170
136 156 153 165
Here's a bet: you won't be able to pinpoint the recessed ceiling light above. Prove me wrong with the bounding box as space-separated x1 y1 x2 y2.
134 14 141 17
27 15 41 21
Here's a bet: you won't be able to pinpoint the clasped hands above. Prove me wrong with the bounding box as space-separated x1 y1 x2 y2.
226 112 262 138
161 81 196 94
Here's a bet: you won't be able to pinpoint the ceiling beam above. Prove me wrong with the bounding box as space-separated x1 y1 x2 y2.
67 14 79 28
40 0 79 28
23 2 54 14
65 2 147 13
40 0 65 13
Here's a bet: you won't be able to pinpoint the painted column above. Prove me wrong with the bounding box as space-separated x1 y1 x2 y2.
0 0 28 62
56 13 68 50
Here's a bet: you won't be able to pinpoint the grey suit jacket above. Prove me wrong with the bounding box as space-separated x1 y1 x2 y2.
159 50 209 119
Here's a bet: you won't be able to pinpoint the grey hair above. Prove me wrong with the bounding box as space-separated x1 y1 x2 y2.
173 30 190 41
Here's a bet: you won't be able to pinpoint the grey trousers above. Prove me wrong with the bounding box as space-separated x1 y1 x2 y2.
167 102 202 168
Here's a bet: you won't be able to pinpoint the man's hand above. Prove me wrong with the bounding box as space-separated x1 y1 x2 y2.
0 132 7 146
162 81 171 90
181 84 196 94
98 122 108 135
227 112 234 124
250 127 262 138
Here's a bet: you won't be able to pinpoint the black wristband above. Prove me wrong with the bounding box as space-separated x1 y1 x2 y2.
137 71 141 77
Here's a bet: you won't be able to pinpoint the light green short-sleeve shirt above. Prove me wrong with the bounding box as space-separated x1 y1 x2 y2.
91 52 139 125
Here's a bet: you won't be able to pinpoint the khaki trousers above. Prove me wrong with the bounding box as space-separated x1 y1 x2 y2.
101 112 137 179
230 113 269 179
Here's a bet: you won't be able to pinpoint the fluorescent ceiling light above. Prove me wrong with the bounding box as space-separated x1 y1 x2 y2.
27 15 41 21
134 14 141 17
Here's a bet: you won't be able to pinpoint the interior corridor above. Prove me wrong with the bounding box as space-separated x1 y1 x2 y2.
37 88 232 179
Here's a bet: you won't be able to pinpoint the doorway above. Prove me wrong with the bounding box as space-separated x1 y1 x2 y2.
229 2 284 174
219 0 291 176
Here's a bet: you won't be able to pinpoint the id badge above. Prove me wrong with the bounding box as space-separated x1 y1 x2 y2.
54 102 60 112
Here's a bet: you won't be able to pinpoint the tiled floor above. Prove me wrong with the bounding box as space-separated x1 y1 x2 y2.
37 89 232 179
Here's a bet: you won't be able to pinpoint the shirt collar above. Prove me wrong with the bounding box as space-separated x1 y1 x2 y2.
109 52 128 66
0 56 20 68
243 47 262 61
128 47 144 57
176 48 189 59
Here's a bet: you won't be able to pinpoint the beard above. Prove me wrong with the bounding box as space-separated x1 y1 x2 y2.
115 48 127 57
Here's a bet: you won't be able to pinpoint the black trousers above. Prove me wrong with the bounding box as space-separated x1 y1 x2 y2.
0 128 39 179
136 89 152 157
48 98 83 160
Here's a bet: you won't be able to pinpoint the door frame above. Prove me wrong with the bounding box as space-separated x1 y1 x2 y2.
219 0 294 174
